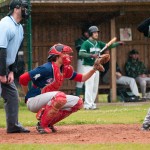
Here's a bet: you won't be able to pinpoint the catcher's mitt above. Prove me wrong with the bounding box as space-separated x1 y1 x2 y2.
93 54 110 71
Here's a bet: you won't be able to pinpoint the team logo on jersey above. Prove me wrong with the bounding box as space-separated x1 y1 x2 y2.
90 48 100 53
33 74 41 80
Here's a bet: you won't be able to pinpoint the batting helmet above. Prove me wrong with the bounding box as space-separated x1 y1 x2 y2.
48 44 73 59
88 26 99 36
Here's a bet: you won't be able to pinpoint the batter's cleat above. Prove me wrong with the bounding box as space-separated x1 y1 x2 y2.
141 123 150 131
36 122 51 134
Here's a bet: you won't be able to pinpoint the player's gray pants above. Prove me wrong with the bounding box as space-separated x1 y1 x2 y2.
117 76 139 96
136 77 150 97
1 82 20 131
143 108 150 125
27 91 80 113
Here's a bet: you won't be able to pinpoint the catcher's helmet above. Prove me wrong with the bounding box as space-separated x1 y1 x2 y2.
88 26 99 36
48 44 73 59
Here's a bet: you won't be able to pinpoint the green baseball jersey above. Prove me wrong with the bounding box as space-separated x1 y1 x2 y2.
80 39 106 66
79 39 120 66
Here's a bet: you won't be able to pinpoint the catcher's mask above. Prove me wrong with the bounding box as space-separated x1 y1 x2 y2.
8 0 30 19
88 26 99 36
48 44 73 65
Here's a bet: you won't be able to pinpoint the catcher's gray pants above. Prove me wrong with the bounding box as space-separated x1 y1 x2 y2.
1 82 21 132
136 77 150 97
27 91 80 113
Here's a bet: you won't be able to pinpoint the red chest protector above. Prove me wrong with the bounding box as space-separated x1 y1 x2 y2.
41 62 73 93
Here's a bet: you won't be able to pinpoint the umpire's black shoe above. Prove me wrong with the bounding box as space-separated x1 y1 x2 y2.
7 126 30 133
141 123 150 131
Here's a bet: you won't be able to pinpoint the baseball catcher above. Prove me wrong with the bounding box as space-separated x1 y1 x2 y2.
19 43 110 134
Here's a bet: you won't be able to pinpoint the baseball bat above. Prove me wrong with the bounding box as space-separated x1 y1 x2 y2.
99 37 117 53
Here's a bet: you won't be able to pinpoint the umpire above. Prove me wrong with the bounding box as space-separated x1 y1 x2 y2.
0 0 30 133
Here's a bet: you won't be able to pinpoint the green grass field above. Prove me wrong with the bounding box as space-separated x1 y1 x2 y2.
0 98 150 149
0 143 150 150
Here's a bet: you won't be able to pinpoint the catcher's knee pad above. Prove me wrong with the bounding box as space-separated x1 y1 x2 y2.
71 98 83 112
40 92 67 128
52 92 67 109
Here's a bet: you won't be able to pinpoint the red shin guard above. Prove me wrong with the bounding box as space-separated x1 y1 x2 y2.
39 92 67 128
49 98 83 126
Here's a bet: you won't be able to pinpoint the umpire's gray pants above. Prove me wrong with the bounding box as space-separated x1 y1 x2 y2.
1 82 19 131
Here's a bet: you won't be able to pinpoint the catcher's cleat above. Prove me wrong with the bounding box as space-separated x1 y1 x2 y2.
36 122 57 134
141 123 150 131
36 122 51 134
48 124 57 133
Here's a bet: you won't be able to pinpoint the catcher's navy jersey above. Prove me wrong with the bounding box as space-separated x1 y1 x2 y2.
23 62 79 101
28 62 77 88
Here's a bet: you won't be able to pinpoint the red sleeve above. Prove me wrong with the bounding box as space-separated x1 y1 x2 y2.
73 73 83 82
19 72 31 86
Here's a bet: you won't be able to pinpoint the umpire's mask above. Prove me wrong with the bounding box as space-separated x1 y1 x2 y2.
21 0 30 19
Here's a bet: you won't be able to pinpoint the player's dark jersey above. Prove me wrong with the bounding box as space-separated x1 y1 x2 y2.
29 62 77 88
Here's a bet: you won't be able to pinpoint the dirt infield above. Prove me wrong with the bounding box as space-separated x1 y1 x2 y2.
1 124 150 144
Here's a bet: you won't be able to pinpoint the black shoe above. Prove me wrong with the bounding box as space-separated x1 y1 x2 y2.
36 122 51 134
141 123 150 131
48 124 57 133
7 126 30 133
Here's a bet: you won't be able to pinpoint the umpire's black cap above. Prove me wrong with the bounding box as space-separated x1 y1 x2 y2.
8 0 28 16
8 0 22 16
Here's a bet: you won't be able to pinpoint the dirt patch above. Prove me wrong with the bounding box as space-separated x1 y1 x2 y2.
1 124 150 144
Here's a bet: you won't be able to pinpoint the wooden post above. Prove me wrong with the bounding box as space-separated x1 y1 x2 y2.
110 18 117 102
